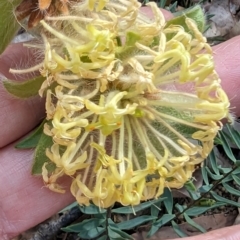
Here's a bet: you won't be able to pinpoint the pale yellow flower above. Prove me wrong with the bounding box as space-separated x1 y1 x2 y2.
11 0 230 207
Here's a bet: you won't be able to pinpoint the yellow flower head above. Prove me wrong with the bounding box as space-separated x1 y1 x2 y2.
17 0 230 207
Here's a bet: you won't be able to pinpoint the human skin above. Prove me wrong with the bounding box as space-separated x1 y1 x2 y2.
0 9 240 240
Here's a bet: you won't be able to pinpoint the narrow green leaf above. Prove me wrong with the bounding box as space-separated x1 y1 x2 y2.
147 214 175 237
184 180 200 200
185 202 225 216
199 184 212 193
171 220 188 237
98 236 107 240
201 166 209 185
222 182 240 197
117 215 156 230
108 226 133 240
235 161 240 167
62 218 105 233
211 191 240 208
219 131 237 163
232 174 240 185
79 203 106 214
31 132 55 175
226 124 240 149
206 166 222 180
175 203 185 213
184 180 197 191
219 167 232 174
78 227 105 239
3 76 45 99
15 120 46 149
165 5 205 34
0 0 22 54
158 0 167 8
163 188 173 214
208 151 220 175
151 198 162 218
183 214 206 233
112 197 165 214
98 236 108 240
168 1 178 13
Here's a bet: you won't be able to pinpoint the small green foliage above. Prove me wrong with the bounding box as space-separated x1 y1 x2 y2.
218 130 237 162
148 214 175 237
0 0 21 54
31 132 55 175
171 220 187 237
117 215 157 230
3 76 45 99
183 214 206 233
63 201 159 240
162 188 173 214
112 197 165 214
125 32 141 46
79 203 106 214
184 202 225 216
15 120 46 149
165 5 205 33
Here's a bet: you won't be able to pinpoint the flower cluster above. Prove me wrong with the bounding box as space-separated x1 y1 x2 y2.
17 0 230 207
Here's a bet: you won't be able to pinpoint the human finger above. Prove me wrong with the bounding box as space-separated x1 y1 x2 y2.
170 224 240 240
0 142 74 239
0 43 45 147
213 36 240 117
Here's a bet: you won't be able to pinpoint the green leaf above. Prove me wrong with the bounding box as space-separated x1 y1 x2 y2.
3 76 45 99
148 214 175 237
151 198 162 218
176 204 185 213
226 124 240 149
15 120 46 149
168 1 178 13
171 220 187 237
222 182 240 197
78 227 105 239
185 202 225 216
232 174 240 185
183 213 206 233
199 184 212 193
206 166 223 180
0 0 21 54
165 5 205 34
211 191 240 208
31 132 55 175
158 0 167 8
125 32 141 46
98 236 108 240
112 197 165 214
208 150 220 175
218 131 237 163
184 180 200 200
219 167 232 174
163 188 173 214
184 179 197 191
201 166 209 185
79 203 106 214
62 218 105 233
117 215 156 230
108 225 133 240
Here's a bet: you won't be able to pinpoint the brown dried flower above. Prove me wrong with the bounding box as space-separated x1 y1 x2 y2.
15 0 76 28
